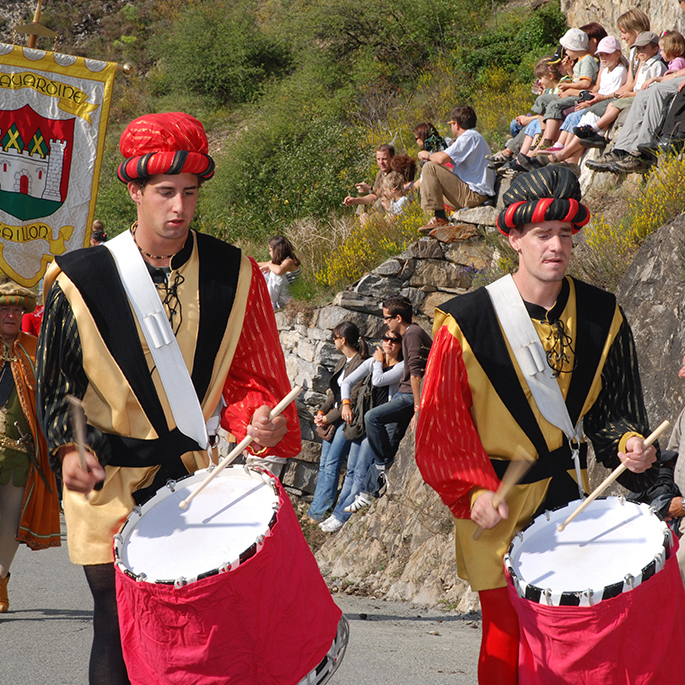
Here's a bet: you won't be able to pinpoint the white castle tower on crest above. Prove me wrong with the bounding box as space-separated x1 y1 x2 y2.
0 128 67 203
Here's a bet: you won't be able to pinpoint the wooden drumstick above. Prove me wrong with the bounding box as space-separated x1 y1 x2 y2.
557 419 670 533
66 395 88 472
473 452 534 540
178 385 302 510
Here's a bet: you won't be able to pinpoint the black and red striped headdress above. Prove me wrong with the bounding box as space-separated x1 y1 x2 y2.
496 166 590 235
117 112 215 183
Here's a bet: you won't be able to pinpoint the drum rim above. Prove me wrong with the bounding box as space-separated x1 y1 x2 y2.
113 464 282 586
504 496 672 606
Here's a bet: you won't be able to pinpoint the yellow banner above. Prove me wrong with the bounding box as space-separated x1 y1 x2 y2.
0 71 99 125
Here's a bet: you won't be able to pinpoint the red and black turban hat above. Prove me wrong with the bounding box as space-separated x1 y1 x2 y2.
496 166 590 235
117 112 215 183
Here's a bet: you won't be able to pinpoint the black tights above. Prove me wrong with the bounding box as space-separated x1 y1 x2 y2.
83 563 131 685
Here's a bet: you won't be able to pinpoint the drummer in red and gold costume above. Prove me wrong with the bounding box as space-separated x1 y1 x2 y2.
415 166 658 684
36 112 300 685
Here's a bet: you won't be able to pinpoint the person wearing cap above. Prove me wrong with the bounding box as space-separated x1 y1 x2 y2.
0 281 60 614
416 105 495 234
567 30 666 156
530 28 599 151
36 112 301 684
587 30 683 174
414 166 658 684
515 36 627 172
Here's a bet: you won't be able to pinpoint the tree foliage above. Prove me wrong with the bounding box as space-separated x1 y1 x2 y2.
153 0 292 104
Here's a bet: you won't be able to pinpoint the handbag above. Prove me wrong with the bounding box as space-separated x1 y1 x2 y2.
315 422 337 442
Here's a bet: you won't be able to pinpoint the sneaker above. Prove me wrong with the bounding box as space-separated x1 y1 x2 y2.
608 154 654 174
418 216 449 234
344 492 373 513
516 153 545 171
573 125 596 139
584 150 626 172
319 516 344 533
499 158 528 173
577 131 607 149
486 150 512 163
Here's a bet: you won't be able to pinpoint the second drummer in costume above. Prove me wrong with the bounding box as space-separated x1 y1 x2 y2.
415 166 658 684
0 282 60 613
36 112 301 685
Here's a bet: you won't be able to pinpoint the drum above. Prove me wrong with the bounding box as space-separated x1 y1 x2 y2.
504 496 685 685
114 465 347 685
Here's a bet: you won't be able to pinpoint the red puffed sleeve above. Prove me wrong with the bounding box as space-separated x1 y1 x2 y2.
220 259 301 458
415 324 499 518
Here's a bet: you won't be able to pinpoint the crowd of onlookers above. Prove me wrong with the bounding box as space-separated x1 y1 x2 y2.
345 110 497 235
308 297 432 534
340 6 685 242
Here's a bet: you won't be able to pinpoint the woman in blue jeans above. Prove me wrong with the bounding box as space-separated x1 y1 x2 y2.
308 322 368 522
319 332 404 533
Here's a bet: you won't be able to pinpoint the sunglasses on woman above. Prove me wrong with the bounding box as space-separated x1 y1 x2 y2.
382 335 401 343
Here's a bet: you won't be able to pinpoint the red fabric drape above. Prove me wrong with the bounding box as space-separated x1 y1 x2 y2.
509 544 685 685
116 481 341 684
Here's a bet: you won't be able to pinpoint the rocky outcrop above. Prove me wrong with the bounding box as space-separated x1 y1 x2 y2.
616 214 685 431
561 0 685 36
315 429 478 611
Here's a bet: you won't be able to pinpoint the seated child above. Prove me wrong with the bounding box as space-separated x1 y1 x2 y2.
530 28 599 149
380 171 409 217
516 36 627 169
258 235 301 311
488 56 564 166
572 30 666 150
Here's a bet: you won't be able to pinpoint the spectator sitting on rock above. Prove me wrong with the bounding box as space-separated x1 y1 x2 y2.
489 57 564 168
380 171 410 218
618 8 651 85
390 153 418 194
529 28 599 152
580 21 608 56
585 30 674 174
308 322 369 523
258 235 301 311
344 144 395 209
416 106 495 235
90 219 107 246
318 332 405 533
345 296 432 514
414 123 448 157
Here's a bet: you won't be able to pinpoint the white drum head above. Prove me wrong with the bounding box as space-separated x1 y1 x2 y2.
114 466 280 585
505 497 670 606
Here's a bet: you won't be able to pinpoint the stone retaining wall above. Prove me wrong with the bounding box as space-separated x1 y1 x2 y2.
276 209 498 495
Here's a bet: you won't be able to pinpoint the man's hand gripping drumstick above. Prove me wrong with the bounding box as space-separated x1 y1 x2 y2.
60 395 106 496
179 386 302 509
472 451 534 540
557 420 668 532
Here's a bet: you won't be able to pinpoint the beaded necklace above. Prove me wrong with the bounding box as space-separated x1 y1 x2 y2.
131 222 176 261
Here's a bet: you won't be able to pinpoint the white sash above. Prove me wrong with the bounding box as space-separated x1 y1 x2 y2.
106 231 209 451
486 274 584 498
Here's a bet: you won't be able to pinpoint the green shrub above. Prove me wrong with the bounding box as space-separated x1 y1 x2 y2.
197 117 369 244
154 0 292 104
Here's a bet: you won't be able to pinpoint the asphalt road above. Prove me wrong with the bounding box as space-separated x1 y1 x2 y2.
2 518 479 685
